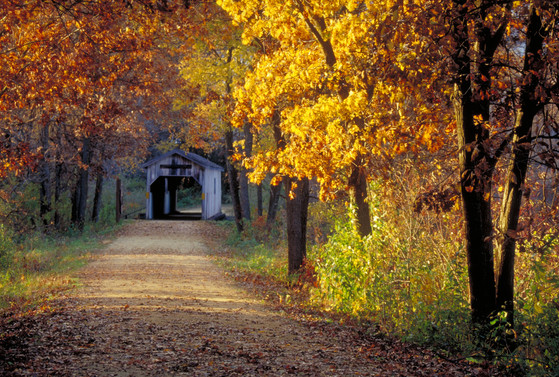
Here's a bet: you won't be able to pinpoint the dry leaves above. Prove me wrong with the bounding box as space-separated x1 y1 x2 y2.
1 221 504 376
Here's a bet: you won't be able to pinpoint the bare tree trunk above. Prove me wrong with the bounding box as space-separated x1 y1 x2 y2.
257 183 263 217
38 124 51 227
115 177 122 223
91 171 104 222
74 137 91 230
348 155 371 236
225 128 243 233
71 178 80 224
266 181 282 229
285 176 309 275
496 6 544 327
264 110 286 230
54 160 63 230
239 122 253 221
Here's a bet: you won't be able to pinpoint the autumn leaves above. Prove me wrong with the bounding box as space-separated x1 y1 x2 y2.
212 0 559 331
0 1 190 228
1 0 558 335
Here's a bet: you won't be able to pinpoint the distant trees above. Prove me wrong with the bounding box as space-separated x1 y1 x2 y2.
0 0 189 231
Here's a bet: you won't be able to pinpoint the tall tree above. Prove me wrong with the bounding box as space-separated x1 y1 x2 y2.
218 0 449 237
219 0 559 331
448 0 507 326
218 0 450 272
441 0 559 332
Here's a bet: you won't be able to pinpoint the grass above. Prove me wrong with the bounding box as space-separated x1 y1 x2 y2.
0 222 123 313
210 218 329 319
215 220 288 281
211 194 559 376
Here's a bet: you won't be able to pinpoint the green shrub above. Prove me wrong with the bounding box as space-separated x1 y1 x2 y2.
177 185 202 209
314 213 464 339
307 178 559 374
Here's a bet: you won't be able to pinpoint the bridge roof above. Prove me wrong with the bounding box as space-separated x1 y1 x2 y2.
141 149 223 171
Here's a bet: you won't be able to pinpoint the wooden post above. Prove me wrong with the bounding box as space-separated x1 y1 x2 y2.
116 177 122 223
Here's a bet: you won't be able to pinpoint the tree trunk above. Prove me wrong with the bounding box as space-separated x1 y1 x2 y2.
450 2 500 326
225 128 243 233
115 177 122 223
54 160 63 230
496 6 544 326
91 171 104 222
266 110 285 230
285 176 309 275
38 124 51 227
75 137 91 230
266 180 282 229
454 93 497 325
239 172 250 220
71 178 80 224
239 122 253 221
349 154 371 237
257 183 263 217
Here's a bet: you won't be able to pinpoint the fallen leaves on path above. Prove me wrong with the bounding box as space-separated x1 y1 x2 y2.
1 221 504 376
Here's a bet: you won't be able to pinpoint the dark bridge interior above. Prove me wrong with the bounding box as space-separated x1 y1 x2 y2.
149 176 202 220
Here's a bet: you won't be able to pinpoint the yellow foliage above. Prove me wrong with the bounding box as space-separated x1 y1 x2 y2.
217 0 453 198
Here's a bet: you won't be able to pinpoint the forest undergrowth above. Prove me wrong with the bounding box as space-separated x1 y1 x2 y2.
0 177 141 314
217 181 559 377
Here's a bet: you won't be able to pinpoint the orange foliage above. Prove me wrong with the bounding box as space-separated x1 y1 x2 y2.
0 0 192 176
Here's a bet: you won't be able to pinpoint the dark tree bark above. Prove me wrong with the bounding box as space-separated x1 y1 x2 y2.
91 171 104 222
54 160 63 230
266 110 285 230
222 47 243 232
266 181 282 229
496 6 544 326
71 178 80 224
77 137 91 229
38 124 51 226
73 137 91 230
453 89 497 325
225 128 243 233
257 183 263 217
115 177 122 223
285 176 309 275
450 0 507 326
239 122 253 221
349 155 372 236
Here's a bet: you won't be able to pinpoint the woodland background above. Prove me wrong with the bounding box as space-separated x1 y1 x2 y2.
1 0 558 375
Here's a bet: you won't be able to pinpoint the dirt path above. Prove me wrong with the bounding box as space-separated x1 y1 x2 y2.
2 221 494 376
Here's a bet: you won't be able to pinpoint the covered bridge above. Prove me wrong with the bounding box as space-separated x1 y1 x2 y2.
142 149 223 220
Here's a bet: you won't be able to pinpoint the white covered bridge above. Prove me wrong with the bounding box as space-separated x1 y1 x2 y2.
142 149 223 220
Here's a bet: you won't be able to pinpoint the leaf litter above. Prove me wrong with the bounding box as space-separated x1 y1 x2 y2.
1 220 504 376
